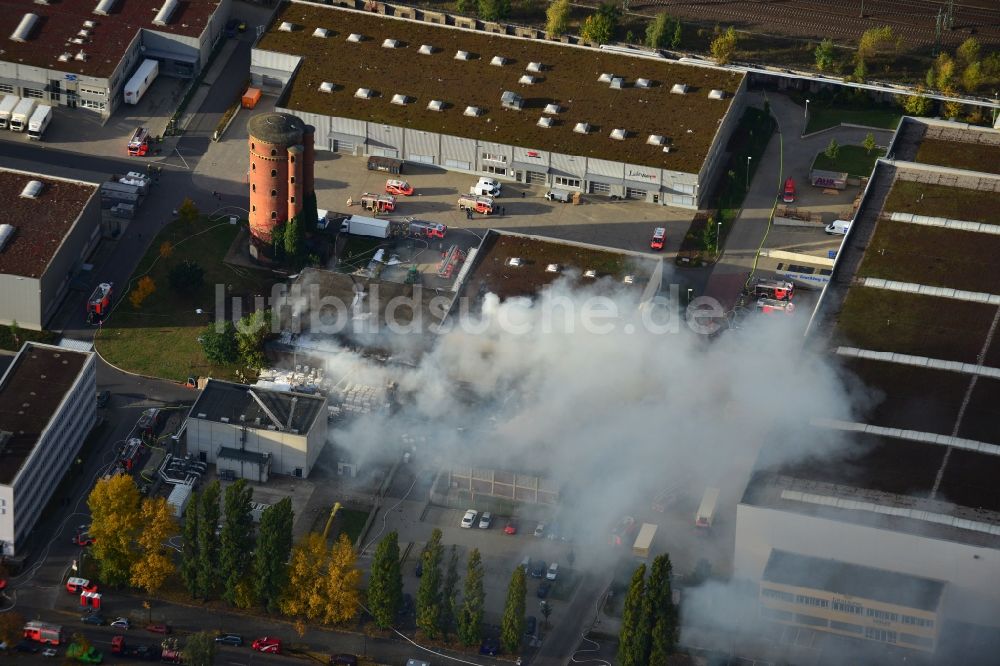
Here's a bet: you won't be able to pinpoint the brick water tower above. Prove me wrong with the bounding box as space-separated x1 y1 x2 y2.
247 112 315 260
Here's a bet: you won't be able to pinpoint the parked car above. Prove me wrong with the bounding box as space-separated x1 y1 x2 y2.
650 227 666 250
537 581 551 598
525 616 537 636
215 634 243 646
72 533 95 547
110 617 131 629
42 648 57 657
331 654 359 666
252 637 282 654
547 562 559 580
533 522 546 538
530 561 547 578
81 614 105 626
479 512 493 529
479 637 500 656
146 623 171 634
504 520 517 535
96 390 111 408
461 509 478 528
385 179 414 196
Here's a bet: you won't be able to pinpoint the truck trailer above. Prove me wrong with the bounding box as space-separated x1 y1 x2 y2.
9 98 37 132
632 523 658 558
27 104 52 140
0 95 20 129
124 59 159 105
695 487 720 528
339 215 390 238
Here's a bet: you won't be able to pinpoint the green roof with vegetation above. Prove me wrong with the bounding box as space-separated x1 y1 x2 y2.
915 137 1000 176
260 2 742 173
884 180 1000 225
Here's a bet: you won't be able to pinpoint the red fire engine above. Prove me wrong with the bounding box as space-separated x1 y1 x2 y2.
756 298 796 315
752 278 794 301
359 192 396 213
24 621 63 645
127 127 150 156
87 282 112 325
438 245 466 279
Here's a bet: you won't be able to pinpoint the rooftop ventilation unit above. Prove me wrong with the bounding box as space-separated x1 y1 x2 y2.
83 20 97 28
671 83 689 94
647 134 666 146
454 50 472 60
418 44 434 54
390 94 410 105
545 264 560 273
278 21 296 32
70 37 85 44
537 116 553 128
312 27 330 38
58 52 72 62
490 55 508 66
609 77 624 89
610 128 627 140
662 145 673 153
10 13 40 42
152 0 179 26
93 0 117 16
500 90 523 110
355 88 375 99
74 50 88 61
20 180 43 199
77 29 91 38
382 38 401 48
543 103 561 114
427 99 445 111
635 78 652 88
506 257 523 267
464 106 483 117
526 62 544 72
518 75 538 85
584 269 597 278
708 89 727 100
347 33 364 42
318 81 335 93
598 72 615 83
573 122 591 134
0 224 13 252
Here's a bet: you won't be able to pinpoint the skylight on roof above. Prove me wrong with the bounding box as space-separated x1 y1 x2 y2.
543 104 561 114
93 0 118 16
537 117 554 128
20 180 43 199
319 81 335 93
464 106 483 117
490 56 508 66
598 73 615 83
347 33 364 42
418 44 435 54
518 75 538 85
312 28 330 38
647 134 666 146
355 88 375 99
278 21 296 32
635 78 652 88
573 123 591 134
708 89 727 100
671 83 689 94
390 94 410 106
610 128 627 141
382 38 402 49
610 77 624 89
526 62 544 72
427 100 445 111
10 13 39 42
153 0 179 27
455 50 472 60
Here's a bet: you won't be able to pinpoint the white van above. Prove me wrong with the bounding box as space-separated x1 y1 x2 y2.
825 219 852 235
472 177 502 196
546 562 559 580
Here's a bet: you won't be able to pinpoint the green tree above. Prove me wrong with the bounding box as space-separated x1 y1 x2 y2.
934 52 956 90
283 216 303 263
183 631 217 666
235 309 271 370
455 0 473 13
852 57 867 83
458 548 486 646
646 555 677 664
710 26 738 65
617 564 647 666
416 528 444 638
195 480 221 599
825 138 840 159
220 480 254 605
962 61 982 93
87 474 141 586
440 545 460 639
645 13 674 49
671 20 682 49
130 497 178 594
254 497 294 611
167 260 204 293
180 489 201 596
201 320 238 365
903 87 933 116
956 37 981 67
942 88 963 120
814 38 836 72
580 12 615 45
8 320 19 349
477 0 510 21
546 0 570 37
271 222 286 261
863 132 877 155
857 25 895 61
368 532 403 629
500 566 526 654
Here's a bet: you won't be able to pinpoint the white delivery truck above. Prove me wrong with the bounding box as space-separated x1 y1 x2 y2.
339 215 391 238
695 487 720 528
26 104 52 140
9 98 36 132
124 59 159 105
0 95 19 130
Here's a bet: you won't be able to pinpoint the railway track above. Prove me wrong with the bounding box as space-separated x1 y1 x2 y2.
614 0 1000 48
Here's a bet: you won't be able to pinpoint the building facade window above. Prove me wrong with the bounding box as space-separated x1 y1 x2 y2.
270 189 277 197
290 196 295 203
832 601 863 615
290 176 295 184
270 169 277 177
484 165 507 176
271 149 278 156
864 627 897 644
865 608 899 623
901 615 934 628
23 88 44 99
271 211 277 219
251 184 256 192
290 155 295 163
554 176 580 188
830 620 864 634
761 588 795 603
80 99 106 110
0 83 13 94
794 595 829 609
482 152 507 164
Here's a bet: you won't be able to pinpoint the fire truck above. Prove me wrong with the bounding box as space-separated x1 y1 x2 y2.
127 127 150 156
87 283 112 325
751 278 794 301
458 194 494 214
359 192 396 213
756 298 796 315
403 219 447 239
23 621 63 645
438 245 466 279
120 437 143 470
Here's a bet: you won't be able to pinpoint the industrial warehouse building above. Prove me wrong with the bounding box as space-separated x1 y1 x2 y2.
184 379 328 480
0 343 96 557
735 120 1000 661
0 0 228 119
251 1 747 208
0 168 101 330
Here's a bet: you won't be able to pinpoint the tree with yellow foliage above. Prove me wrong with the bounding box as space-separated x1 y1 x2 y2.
131 497 179 594
159 241 174 259
320 533 361 625
88 474 141 586
129 276 156 309
281 533 361 625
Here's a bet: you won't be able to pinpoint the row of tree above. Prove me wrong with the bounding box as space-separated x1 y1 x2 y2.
617 554 678 666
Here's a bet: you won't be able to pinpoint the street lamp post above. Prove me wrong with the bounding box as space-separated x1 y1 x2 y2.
746 156 752 192
805 98 810 123
717 221 722 253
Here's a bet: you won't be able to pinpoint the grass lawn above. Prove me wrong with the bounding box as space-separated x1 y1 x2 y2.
311 506 371 544
805 104 901 133
915 138 1000 175
884 180 1000 224
811 144 885 177
95 215 275 382
834 287 996 364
